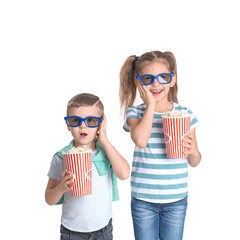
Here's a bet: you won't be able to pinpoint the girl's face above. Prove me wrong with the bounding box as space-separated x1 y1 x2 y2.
66 105 101 150
138 61 176 104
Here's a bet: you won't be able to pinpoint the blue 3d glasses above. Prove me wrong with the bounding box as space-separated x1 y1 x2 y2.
136 73 175 85
64 116 103 128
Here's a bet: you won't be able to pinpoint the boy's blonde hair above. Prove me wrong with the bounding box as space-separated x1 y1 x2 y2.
119 50 178 116
67 93 104 116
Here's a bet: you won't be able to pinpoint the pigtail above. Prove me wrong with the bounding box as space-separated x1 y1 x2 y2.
119 55 138 117
164 51 179 104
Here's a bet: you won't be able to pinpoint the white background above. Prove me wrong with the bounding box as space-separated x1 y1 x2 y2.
1 0 240 239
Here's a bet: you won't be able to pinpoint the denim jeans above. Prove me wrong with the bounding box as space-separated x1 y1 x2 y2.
60 219 113 240
131 196 188 240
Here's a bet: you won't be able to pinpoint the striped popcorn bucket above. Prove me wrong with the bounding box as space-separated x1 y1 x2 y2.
162 116 191 159
63 152 92 196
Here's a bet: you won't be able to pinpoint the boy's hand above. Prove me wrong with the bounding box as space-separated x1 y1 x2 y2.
58 170 73 193
97 114 108 145
45 170 74 205
96 114 130 180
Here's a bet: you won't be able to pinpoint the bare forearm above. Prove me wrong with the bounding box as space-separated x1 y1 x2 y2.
100 139 130 180
45 185 64 206
188 150 201 167
130 104 155 148
183 128 201 167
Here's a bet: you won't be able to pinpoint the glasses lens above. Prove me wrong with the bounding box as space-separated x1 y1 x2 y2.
140 75 153 85
85 117 99 127
158 74 171 84
68 117 81 126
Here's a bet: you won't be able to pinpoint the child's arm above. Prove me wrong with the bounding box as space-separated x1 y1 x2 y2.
45 170 73 205
182 128 201 167
128 84 156 148
97 115 130 180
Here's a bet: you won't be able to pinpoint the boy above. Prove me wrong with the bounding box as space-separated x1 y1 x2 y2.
45 93 130 240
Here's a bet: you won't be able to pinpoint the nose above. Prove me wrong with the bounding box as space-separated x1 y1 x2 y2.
152 77 160 86
79 120 87 128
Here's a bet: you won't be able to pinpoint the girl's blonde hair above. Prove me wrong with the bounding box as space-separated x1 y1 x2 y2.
67 93 104 116
119 50 178 115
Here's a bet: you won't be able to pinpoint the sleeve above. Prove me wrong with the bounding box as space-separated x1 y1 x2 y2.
47 154 64 181
187 108 198 131
123 106 140 132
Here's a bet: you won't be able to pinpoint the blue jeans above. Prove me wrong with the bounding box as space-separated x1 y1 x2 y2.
60 219 113 240
131 196 188 240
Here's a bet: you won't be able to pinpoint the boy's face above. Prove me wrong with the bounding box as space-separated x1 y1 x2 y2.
66 105 101 150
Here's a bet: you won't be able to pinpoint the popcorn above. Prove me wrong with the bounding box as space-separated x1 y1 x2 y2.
162 113 191 159
62 146 92 196
162 110 191 118
63 145 93 154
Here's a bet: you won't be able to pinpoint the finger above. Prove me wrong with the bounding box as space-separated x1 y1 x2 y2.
67 183 73 190
185 130 195 140
183 146 191 153
63 173 73 182
183 132 193 141
66 183 73 191
65 176 74 188
139 85 149 99
66 178 73 185
182 136 192 144
141 85 149 94
182 142 192 149
101 115 107 127
62 169 68 177
138 82 147 94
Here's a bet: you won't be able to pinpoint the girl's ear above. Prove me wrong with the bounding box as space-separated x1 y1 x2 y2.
170 75 176 88
134 77 138 86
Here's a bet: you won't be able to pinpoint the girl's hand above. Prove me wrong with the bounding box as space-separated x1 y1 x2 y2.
58 170 73 193
182 129 201 167
137 82 156 108
182 131 197 156
97 114 108 145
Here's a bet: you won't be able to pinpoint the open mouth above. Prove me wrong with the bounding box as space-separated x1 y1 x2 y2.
151 89 163 95
80 133 88 137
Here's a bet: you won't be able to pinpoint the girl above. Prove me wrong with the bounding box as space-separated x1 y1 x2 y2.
119 51 201 240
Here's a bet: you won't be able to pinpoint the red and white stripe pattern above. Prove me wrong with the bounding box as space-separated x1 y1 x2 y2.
63 152 92 196
162 117 191 159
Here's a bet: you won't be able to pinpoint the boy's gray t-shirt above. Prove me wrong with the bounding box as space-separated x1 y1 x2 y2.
47 150 113 232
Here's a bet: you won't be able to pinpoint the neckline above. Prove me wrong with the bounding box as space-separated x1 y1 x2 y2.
154 102 176 115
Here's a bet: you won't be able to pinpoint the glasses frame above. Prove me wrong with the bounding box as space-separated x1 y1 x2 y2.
64 116 103 128
136 73 175 86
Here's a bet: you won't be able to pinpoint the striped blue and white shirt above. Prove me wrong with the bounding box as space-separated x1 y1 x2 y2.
123 102 198 203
